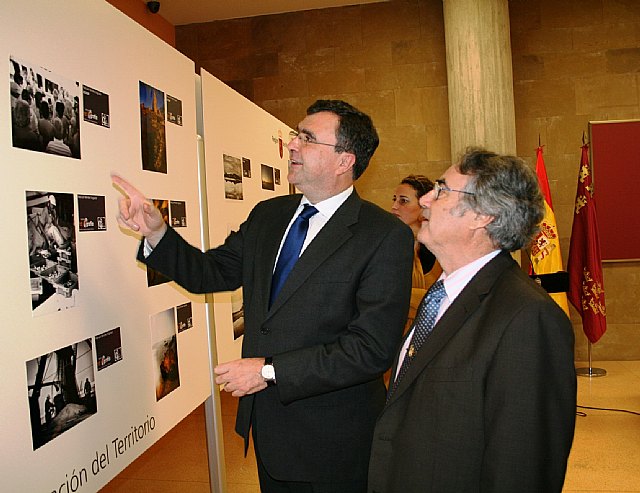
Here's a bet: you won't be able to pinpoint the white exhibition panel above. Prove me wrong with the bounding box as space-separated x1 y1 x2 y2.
199 70 293 365
1 1 211 491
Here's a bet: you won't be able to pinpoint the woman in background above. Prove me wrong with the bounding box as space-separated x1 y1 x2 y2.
391 174 443 331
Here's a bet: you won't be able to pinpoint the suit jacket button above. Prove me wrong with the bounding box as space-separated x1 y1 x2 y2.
260 327 270 335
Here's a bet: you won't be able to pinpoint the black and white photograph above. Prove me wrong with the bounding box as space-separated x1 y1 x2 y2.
150 307 180 401
26 338 97 450
147 199 172 287
261 163 275 191
231 288 244 340
10 55 81 158
242 157 251 178
139 80 167 173
223 153 243 200
95 327 123 371
166 94 182 126
82 84 110 128
27 191 79 316
170 200 187 228
176 302 193 333
78 194 107 232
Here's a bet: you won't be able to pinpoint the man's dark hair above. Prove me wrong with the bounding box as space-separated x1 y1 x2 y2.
307 99 379 180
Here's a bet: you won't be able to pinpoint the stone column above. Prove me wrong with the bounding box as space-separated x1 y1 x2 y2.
443 0 516 158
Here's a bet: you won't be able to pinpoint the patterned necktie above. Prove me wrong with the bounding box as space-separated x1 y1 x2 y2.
269 204 318 307
388 279 446 399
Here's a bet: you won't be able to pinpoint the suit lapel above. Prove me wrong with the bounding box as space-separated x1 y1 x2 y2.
387 252 515 404
266 192 361 316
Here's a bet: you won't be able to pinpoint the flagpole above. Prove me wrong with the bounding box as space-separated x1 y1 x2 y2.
576 340 606 377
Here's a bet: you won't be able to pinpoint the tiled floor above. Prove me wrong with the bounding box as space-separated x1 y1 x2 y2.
100 361 640 493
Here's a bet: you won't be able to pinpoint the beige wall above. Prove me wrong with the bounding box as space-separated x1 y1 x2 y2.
175 0 640 360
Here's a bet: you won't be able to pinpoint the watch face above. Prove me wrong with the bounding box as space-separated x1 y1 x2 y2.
262 364 275 380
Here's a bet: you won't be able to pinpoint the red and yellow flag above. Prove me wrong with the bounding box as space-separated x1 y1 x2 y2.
567 143 607 343
529 146 570 315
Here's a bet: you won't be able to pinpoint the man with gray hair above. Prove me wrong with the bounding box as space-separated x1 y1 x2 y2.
369 147 576 493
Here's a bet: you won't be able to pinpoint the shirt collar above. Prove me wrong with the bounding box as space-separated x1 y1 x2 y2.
441 249 501 303
301 186 353 219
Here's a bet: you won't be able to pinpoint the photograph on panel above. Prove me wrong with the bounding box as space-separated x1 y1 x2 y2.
139 81 167 173
275 168 281 186
242 157 251 178
170 200 187 228
231 287 244 339
27 191 79 316
176 302 193 333
10 55 81 158
146 199 172 287
82 84 110 128
166 94 182 126
78 194 107 232
26 338 97 450
150 307 180 401
261 163 275 191
223 153 243 200
95 327 123 371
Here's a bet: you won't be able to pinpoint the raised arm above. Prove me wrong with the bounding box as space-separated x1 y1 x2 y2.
111 173 167 247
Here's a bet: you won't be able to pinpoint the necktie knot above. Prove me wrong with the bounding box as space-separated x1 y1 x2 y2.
299 204 318 220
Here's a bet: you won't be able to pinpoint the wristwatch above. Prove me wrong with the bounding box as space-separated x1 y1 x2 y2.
261 356 276 386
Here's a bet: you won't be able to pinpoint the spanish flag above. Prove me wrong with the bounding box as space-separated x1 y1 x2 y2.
530 146 570 316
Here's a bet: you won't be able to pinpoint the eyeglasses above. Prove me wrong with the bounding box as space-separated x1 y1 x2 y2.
289 130 344 152
433 179 476 200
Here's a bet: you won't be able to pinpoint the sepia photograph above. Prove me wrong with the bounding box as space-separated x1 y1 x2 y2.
139 81 167 173
26 338 97 450
10 55 81 158
223 153 243 200
150 307 180 401
261 163 275 191
27 191 79 316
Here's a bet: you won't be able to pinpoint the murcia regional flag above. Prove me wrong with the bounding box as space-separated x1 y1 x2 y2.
529 146 570 316
567 143 607 344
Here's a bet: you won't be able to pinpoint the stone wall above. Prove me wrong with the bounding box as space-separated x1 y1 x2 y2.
175 0 640 360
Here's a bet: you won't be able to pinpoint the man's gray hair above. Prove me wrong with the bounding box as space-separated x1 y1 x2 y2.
456 147 544 252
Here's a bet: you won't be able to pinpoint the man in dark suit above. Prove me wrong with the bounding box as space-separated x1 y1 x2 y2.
113 100 414 492
369 148 577 493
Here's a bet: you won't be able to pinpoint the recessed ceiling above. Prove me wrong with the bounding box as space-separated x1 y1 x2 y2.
148 0 389 25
